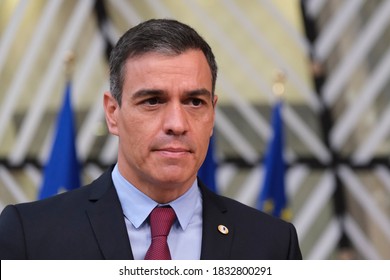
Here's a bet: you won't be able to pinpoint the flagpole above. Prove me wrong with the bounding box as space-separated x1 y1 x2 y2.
257 69 290 219
272 69 286 100
64 50 75 81
38 50 81 199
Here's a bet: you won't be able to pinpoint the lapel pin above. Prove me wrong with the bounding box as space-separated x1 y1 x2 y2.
218 224 229 235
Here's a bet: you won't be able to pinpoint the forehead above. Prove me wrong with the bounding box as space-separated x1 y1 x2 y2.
124 49 212 85
125 49 211 72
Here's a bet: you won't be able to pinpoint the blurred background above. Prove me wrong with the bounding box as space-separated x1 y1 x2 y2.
0 0 389 259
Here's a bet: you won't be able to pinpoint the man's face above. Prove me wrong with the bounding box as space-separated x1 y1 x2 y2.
104 49 217 199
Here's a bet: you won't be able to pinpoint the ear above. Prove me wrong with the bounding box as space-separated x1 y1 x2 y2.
210 94 218 137
103 91 119 136
212 94 218 108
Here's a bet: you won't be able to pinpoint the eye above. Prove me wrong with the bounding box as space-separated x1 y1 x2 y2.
190 98 203 107
144 97 160 105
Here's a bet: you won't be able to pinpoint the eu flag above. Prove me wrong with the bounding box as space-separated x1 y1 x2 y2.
257 101 288 219
198 135 218 193
39 81 81 199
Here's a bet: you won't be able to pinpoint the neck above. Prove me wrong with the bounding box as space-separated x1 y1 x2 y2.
117 165 196 204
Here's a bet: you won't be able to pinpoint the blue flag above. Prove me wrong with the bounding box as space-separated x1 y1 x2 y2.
198 135 217 193
257 101 288 219
39 81 81 199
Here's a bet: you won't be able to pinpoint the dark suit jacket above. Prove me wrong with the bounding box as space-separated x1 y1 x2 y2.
0 167 302 259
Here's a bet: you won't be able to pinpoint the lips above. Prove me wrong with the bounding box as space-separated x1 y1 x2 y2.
152 145 193 158
159 147 190 153
151 137 195 157
155 147 191 154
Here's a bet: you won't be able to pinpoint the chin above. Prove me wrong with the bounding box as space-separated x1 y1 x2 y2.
154 172 193 185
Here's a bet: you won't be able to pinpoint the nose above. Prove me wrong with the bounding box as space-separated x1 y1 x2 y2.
162 102 189 136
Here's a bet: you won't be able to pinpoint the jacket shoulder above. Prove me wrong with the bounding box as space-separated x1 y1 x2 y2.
199 181 302 259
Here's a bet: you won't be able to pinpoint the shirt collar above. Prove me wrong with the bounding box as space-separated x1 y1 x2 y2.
112 164 201 231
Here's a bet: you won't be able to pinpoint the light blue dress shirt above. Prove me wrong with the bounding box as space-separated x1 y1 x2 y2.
111 164 203 260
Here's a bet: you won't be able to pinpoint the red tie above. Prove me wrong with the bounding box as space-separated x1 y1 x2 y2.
144 206 176 260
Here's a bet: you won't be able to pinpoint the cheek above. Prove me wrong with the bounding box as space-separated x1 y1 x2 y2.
203 116 215 137
120 116 156 146
197 123 214 149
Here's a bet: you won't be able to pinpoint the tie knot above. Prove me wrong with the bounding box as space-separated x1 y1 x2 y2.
149 206 176 238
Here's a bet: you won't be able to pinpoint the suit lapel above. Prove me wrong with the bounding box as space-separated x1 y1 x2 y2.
199 181 234 260
86 168 134 260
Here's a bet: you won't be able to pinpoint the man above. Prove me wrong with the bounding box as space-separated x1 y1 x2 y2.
0 19 302 260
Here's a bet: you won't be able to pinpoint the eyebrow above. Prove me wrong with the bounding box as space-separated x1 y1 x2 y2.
131 89 164 100
131 88 212 100
186 88 212 99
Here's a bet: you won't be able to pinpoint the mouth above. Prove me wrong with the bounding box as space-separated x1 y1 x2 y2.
153 146 193 157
